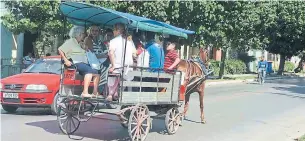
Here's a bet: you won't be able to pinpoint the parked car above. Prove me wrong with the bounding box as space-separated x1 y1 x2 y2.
0 56 61 114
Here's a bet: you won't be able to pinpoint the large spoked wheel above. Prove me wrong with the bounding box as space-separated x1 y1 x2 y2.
120 105 131 128
128 104 151 141
57 98 81 135
165 107 181 135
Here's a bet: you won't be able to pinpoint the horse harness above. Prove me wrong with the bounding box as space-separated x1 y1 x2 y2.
183 58 207 95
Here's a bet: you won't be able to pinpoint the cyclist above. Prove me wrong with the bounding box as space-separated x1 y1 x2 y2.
257 56 268 83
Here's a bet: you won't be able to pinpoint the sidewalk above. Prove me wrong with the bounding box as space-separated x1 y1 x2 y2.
205 73 304 87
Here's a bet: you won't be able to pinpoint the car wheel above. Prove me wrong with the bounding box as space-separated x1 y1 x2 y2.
51 92 60 115
2 105 18 113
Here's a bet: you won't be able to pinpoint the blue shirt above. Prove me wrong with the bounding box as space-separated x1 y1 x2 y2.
258 60 268 69
145 40 164 72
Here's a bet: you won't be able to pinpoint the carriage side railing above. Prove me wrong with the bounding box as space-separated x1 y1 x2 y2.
118 66 182 105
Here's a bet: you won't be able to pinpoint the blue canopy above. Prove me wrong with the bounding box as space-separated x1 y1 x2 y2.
60 2 195 38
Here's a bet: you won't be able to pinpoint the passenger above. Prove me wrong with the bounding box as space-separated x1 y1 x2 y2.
107 23 136 101
84 25 108 65
84 25 110 98
58 26 100 98
144 32 165 72
103 28 114 49
164 41 181 73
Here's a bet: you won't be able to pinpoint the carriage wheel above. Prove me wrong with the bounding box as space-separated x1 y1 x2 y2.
57 99 81 135
128 104 151 141
120 105 131 128
165 107 181 135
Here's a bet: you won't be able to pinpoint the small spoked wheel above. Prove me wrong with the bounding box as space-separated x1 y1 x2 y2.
57 98 81 135
128 104 151 141
165 107 181 135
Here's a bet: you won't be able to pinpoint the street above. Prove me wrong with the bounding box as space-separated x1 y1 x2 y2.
1 78 305 141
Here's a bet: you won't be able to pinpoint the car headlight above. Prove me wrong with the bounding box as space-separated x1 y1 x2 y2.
26 84 48 91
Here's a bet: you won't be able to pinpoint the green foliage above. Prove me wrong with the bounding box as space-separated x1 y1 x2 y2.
284 61 295 72
209 59 246 75
209 60 220 76
225 59 246 75
1 1 64 34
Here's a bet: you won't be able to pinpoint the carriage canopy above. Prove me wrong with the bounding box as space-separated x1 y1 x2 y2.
60 2 195 38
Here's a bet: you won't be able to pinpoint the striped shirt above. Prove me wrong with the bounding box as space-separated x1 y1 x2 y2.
164 50 179 70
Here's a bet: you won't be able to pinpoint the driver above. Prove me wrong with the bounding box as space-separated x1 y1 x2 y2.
58 26 100 98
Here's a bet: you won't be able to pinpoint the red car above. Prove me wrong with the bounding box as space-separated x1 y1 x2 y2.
0 56 62 114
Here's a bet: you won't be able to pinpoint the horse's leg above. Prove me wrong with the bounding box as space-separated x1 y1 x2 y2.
183 93 190 119
198 82 206 124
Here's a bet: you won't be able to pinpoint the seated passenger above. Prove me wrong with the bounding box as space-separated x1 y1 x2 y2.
164 41 181 73
58 26 100 98
107 23 136 101
144 32 164 72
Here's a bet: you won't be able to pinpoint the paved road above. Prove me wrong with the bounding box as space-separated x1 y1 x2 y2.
1 78 305 141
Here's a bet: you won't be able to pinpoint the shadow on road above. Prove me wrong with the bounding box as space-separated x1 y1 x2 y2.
268 78 305 98
25 114 169 141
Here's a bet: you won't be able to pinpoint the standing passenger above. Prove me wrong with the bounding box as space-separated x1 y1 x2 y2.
107 23 136 101
144 32 164 72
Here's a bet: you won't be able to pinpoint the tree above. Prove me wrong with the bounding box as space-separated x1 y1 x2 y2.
259 1 305 75
196 1 264 78
1 0 69 57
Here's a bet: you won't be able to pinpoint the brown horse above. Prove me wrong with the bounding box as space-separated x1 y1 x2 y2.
177 48 209 124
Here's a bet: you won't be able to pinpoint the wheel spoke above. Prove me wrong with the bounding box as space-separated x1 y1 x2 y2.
131 125 137 134
71 117 77 129
140 126 145 135
132 127 139 141
59 113 68 119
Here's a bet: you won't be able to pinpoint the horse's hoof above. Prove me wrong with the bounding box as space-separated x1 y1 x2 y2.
201 119 206 124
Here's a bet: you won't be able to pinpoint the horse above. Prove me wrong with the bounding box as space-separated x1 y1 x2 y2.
177 48 209 124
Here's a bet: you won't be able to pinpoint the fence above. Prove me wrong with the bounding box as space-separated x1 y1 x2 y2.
1 58 24 78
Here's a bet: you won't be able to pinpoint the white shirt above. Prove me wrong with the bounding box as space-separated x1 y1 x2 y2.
109 35 135 72
137 50 150 68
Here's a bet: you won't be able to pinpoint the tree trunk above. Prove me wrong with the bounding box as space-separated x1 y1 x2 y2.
277 54 286 75
294 54 305 73
219 48 227 79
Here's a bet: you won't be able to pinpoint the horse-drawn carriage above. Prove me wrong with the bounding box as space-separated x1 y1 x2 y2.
56 2 199 141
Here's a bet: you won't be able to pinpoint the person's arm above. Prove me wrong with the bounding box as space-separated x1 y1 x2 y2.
58 49 72 67
108 41 116 72
58 40 72 67
84 37 93 51
168 58 181 70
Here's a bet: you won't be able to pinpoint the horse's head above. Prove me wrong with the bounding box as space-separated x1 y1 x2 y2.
199 48 209 65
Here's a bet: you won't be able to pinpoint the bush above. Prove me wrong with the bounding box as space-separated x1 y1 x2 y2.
209 60 220 76
225 59 247 75
284 61 295 72
209 59 246 76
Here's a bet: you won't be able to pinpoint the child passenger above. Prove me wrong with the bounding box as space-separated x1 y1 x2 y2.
164 41 180 73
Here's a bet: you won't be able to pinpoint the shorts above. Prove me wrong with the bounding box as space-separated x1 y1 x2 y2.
75 63 99 75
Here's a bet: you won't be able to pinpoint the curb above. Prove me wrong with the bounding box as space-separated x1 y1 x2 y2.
206 75 303 87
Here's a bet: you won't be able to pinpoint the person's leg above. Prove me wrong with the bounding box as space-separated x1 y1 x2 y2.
92 74 100 96
83 73 93 95
75 63 93 97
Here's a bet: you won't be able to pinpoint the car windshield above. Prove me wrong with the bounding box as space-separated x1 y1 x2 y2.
24 58 61 74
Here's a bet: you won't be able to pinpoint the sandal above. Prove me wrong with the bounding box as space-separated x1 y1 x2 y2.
81 93 92 98
105 95 113 102
92 93 103 99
